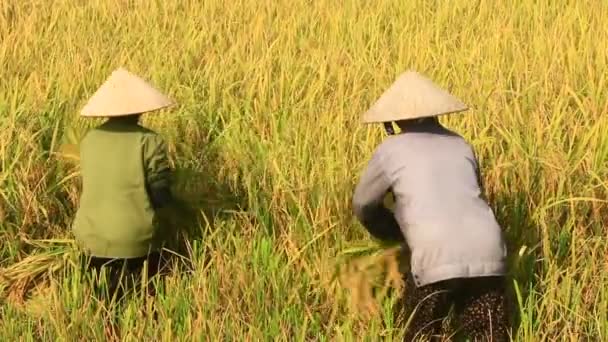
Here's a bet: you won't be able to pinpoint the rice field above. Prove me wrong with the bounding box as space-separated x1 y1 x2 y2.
1 0 607 340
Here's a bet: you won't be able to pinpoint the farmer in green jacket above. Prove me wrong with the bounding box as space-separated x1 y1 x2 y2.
73 67 175 301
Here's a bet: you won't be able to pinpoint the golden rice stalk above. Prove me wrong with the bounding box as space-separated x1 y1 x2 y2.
0 238 76 305
336 244 404 320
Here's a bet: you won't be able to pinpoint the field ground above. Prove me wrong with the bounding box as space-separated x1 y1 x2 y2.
0 0 607 340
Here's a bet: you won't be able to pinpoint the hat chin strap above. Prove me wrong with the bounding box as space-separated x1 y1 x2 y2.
383 122 395 135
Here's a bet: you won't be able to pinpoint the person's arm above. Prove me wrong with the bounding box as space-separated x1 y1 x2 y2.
352 150 404 243
143 134 174 209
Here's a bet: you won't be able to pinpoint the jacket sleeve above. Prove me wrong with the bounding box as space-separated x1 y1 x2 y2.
143 133 174 209
471 150 486 198
352 150 404 242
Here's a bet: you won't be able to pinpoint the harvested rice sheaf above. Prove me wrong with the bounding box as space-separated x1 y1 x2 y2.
0 239 76 305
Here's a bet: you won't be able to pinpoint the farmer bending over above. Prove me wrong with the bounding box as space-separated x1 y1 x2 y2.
72 67 175 302
352 71 510 341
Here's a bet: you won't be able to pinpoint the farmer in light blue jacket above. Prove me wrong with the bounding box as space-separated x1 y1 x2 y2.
352 71 510 341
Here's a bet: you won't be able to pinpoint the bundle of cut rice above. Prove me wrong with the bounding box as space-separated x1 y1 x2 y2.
0 238 76 306
331 242 405 320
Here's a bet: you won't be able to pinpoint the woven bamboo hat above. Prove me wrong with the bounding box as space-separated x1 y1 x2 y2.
362 70 468 123
80 67 174 117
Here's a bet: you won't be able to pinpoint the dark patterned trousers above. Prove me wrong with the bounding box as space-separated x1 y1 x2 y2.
395 273 510 341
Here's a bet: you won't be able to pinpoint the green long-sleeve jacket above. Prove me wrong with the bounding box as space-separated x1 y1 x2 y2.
72 118 172 259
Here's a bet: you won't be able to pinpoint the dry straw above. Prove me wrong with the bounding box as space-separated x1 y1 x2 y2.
0 238 77 306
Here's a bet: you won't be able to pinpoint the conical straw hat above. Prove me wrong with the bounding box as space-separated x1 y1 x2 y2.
80 67 174 117
362 70 468 123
